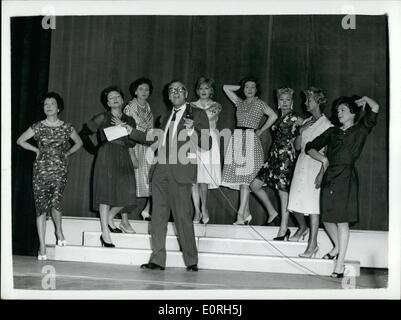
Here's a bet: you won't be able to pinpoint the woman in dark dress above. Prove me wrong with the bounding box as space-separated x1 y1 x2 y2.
79 86 147 246
17 92 83 260
305 95 379 277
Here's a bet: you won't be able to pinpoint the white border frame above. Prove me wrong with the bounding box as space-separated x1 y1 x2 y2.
2 0 400 300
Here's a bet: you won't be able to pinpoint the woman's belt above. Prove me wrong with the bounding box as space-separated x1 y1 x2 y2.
236 126 255 131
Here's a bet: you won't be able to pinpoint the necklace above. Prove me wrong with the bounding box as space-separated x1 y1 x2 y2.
44 118 62 127
197 99 213 109
111 110 123 118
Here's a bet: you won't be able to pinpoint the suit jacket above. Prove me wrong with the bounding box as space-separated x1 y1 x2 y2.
149 103 211 184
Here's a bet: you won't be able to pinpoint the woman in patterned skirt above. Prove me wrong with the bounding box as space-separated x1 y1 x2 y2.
119 78 154 221
250 87 303 239
190 77 223 224
287 87 332 258
79 86 148 246
17 92 83 260
221 78 278 225
305 95 379 277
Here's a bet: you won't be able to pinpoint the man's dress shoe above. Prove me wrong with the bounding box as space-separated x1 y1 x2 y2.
140 262 165 270
186 264 198 272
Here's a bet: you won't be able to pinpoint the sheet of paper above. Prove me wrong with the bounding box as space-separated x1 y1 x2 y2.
103 125 128 141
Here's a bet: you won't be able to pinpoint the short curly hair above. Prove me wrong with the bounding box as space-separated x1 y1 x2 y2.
303 86 328 107
333 95 362 122
276 87 294 99
41 92 64 113
100 85 125 109
195 77 216 98
129 77 153 99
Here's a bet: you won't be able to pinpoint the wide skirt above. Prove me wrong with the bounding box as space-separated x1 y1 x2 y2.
221 129 264 190
93 143 137 209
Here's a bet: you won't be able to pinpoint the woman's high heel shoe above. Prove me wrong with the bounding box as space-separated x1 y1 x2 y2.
266 212 279 225
201 211 210 225
201 216 210 225
233 214 252 225
331 265 345 278
119 223 136 234
56 239 67 246
322 252 339 260
289 228 309 242
100 235 115 248
298 246 319 258
141 211 151 221
273 229 291 241
37 252 47 260
193 213 202 224
108 225 122 233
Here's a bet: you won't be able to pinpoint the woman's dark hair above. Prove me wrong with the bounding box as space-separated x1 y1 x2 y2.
42 92 64 113
332 95 362 123
195 77 216 98
100 85 124 109
129 77 153 99
236 77 261 99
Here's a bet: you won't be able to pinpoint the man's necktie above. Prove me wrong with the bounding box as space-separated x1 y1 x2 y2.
171 109 179 122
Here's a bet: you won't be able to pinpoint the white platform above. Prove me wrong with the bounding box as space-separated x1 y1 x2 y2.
46 245 360 276
83 231 309 257
45 216 388 268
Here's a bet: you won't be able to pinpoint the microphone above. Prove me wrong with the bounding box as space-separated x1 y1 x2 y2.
185 104 193 120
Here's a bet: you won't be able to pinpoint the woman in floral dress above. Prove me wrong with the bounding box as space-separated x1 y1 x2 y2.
250 87 303 239
17 92 83 260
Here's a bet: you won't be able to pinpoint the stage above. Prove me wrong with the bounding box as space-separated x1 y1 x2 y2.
13 255 387 291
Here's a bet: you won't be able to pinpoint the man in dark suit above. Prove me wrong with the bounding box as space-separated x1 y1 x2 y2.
141 80 211 271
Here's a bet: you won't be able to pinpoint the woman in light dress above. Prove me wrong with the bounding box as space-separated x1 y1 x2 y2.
287 87 332 257
190 77 222 224
221 78 278 225
122 78 155 221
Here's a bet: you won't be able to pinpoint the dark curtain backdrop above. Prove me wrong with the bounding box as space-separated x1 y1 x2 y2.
11 17 52 255
19 15 387 231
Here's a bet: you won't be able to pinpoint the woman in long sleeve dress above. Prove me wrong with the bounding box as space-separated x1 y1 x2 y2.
17 92 83 259
250 87 303 239
305 95 379 277
221 78 278 224
79 86 147 246
287 87 332 257
191 77 222 224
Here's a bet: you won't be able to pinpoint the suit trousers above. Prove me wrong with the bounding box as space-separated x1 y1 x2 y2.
149 164 198 267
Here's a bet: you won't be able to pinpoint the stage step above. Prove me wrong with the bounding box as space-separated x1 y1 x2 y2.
46 245 360 276
83 231 308 257
45 217 388 268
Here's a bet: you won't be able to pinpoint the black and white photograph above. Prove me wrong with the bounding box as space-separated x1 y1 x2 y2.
2 0 400 302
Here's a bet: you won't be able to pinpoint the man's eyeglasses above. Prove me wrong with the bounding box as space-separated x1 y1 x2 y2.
168 87 186 95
